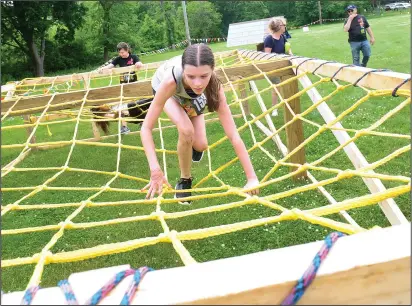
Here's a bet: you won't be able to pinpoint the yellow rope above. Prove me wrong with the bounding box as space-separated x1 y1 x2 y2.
1 51 410 293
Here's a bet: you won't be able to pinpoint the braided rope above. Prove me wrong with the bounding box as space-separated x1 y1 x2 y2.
56 267 153 305
58 279 79 305
353 69 391 87
330 64 354 81
295 58 318 73
20 286 39 305
311 60 337 74
120 266 153 305
392 77 411 97
85 268 135 305
281 232 345 305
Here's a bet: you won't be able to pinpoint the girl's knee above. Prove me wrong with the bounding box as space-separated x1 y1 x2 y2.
178 125 195 144
194 141 208 152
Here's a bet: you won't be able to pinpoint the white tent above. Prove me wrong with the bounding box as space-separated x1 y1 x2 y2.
226 16 283 47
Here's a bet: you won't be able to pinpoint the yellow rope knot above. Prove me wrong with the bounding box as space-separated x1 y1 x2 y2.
337 170 355 180
355 129 367 137
58 221 74 229
6 203 20 211
42 251 54 264
157 232 170 242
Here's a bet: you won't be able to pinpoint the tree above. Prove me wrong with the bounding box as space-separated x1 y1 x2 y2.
176 1 222 39
161 0 176 49
1 1 86 76
99 0 116 62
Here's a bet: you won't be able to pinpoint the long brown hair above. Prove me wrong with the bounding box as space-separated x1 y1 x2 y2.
90 105 118 135
182 43 221 112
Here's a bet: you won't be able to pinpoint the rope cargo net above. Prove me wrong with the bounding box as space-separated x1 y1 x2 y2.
1 50 410 303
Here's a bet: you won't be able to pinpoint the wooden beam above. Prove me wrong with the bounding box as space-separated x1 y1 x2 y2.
27 113 74 124
238 50 411 91
15 50 237 87
2 223 410 304
296 74 408 226
249 81 288 156
22 115 37 150
1 60 295 117
215 58 293 82
239 50 409 225
280 74 307 179
91 121 101 141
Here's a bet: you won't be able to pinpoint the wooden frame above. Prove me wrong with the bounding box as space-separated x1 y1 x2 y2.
238 50 409 226
1 59 294 116
2 223 410 305
1 50 410 305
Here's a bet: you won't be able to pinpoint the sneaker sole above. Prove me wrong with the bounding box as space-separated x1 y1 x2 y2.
192 153 204 163
174 193 191 205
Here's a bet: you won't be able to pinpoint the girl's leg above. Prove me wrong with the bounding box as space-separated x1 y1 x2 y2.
163 98 194 179
190 114 207 152
190 114 208 162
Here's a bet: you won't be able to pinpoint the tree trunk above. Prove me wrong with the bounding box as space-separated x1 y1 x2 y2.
182 0 191 45
27 38 45 77
162 0 175 49
103 7 110 62
100 1 113 62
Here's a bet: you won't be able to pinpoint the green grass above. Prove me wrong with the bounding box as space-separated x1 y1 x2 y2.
1 13 411 292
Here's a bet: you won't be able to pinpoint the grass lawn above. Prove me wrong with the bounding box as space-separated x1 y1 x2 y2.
1 12 410 292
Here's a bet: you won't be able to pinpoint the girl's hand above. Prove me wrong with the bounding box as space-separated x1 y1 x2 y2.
135 62 143 69
243 177 260 196
142 169 172 199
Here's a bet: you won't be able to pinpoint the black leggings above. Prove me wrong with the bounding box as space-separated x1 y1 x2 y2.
127 98 152 124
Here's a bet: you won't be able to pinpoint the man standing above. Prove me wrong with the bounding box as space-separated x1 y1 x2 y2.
343 4 375 67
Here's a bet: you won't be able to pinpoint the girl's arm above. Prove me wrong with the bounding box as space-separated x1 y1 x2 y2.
216 85 260 195
140 77 176 198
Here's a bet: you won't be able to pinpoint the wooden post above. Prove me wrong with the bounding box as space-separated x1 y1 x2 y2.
22 115 37 151
91 121 101 140
238 82 250 116
280 74 307 179
318 1 323 25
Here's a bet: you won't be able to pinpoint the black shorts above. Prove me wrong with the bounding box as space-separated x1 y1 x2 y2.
127 98 152 124
120 73 137 84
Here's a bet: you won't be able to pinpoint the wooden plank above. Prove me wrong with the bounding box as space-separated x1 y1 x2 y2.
2 224 410 305
280 74 307 179
22 115 37 149
91 121 101 141
297 73 407 226
29 113 73 123
249 81 288 156
1 60 294 117
214 58 293 82
239 83 250 115
15 50 237 87
239 50 408 226
238 50 411 91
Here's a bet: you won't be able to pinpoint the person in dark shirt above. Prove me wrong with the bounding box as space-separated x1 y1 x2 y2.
263 17 293 117
97 42 144 134
98 42 143 84
343 4 375 67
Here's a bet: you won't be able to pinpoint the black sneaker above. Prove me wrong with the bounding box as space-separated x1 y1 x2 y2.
174 177 193 205
192 148 204 162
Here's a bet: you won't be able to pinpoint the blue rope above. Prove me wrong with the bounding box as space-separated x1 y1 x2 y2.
281 232 345 305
